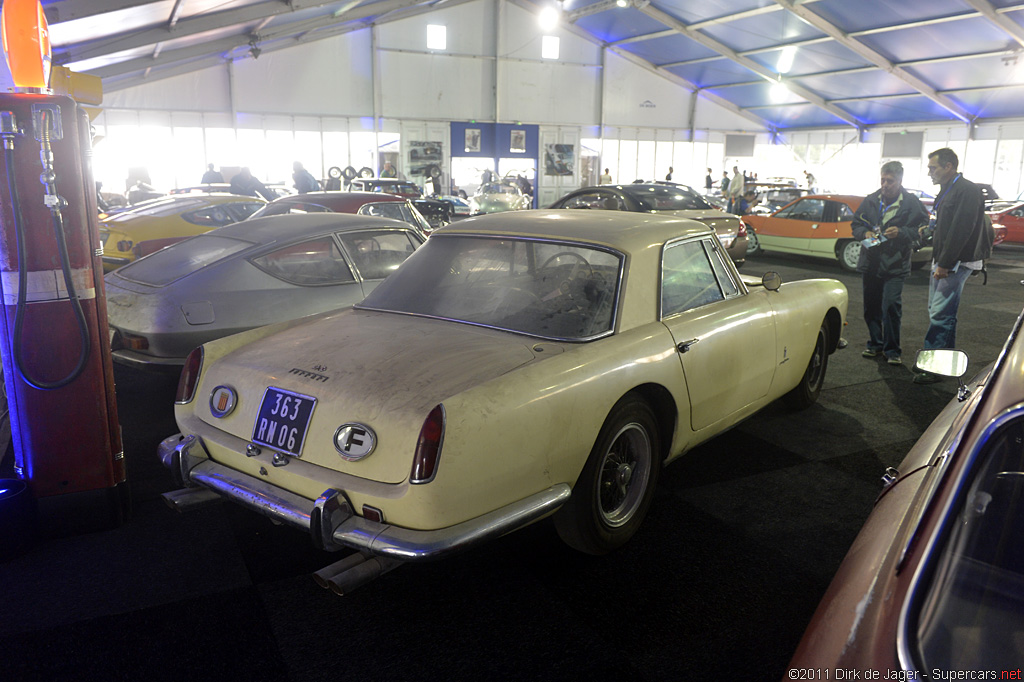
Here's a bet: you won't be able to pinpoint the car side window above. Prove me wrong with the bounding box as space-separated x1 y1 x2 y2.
337 230 421 280
775 198 825 221
251 236 355 285
911 412 1024 671
661 239 725 317
182 206 233 227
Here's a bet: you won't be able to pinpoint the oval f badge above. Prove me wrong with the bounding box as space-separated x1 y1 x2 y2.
334 423 377 461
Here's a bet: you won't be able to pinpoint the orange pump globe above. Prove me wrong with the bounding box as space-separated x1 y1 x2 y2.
1 0 51 90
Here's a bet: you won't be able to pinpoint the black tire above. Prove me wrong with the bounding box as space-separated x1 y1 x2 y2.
746 230 762 256
785 321 829 409
837 239 860 272
328 166 343 179
426 164 442 179
554 395 661 555
342 166 358 181
358 166 374 178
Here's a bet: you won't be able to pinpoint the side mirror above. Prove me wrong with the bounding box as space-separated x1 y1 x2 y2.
762 271 782 291
915 349 971 401
914 349 969 378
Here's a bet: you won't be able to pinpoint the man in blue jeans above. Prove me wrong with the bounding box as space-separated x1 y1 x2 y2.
851 161 930 366
914 148 987 384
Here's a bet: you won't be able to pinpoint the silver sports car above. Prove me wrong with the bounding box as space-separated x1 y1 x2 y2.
105 213 424 370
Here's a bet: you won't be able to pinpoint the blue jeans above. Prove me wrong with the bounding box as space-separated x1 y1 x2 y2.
863 273 905 358
923 264 973 350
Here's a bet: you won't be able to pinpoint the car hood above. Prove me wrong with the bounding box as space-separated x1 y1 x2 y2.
197 309 540 482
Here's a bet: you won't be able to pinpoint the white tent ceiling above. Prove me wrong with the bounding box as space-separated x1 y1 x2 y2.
42 0 1024 131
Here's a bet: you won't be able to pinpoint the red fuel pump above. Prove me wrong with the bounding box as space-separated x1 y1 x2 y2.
0 1 127 543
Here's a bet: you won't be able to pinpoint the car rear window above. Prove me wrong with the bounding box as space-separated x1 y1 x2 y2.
358 235 622 341
114 235 252 286
249 201 333 218
621 184 713 211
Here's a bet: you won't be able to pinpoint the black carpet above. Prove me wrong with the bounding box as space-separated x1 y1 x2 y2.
1 247 1020 682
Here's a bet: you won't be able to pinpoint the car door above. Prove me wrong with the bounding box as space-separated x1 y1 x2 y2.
806 200 856 256
754 197 827 254
659 236 776 432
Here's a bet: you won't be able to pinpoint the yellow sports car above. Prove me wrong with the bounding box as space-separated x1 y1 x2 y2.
99 194 266 271
159 211 847 590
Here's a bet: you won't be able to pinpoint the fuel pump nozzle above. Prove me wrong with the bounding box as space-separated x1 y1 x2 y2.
0 111 18 150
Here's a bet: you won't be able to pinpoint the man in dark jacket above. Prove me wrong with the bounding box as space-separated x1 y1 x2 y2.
914 147 987 383
292 162 320 193
851 161 930 366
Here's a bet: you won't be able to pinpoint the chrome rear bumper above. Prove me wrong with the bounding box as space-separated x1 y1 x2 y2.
158 433 571 562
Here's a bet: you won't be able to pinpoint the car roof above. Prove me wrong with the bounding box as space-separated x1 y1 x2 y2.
800 194 864 205
208 212 417 243
431 209 713 253
264 191 406 210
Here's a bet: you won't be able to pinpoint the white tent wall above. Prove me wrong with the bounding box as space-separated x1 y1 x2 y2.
101 65 232 112
231 32 375 117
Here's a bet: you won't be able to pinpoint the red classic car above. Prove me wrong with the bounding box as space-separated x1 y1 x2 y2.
787 314 1024 674
248 191 433 234
989 202 1024 245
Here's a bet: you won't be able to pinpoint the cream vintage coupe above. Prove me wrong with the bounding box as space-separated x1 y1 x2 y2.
159 210 847 592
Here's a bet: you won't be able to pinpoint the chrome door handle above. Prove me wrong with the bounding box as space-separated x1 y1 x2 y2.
676 338 700 353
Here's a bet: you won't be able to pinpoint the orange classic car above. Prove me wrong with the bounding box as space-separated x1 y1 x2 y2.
743 194 932 272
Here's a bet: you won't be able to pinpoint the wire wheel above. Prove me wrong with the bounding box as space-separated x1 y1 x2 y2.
554 395 661 554
597 423 652 528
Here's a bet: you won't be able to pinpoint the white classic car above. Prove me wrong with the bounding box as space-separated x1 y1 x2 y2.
160 211 847 590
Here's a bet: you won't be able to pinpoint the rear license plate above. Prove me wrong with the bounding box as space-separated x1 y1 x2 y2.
252 387 317 457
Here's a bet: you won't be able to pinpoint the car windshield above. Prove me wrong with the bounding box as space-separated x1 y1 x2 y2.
106 197 207 221
621 185 713 211
357 235 622 341
358 201 432 233
113 234 253 286
480 183 518 195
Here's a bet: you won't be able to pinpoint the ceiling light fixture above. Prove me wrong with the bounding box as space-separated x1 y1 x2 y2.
770 80 788 103
777 46 797 74
539 5 560 31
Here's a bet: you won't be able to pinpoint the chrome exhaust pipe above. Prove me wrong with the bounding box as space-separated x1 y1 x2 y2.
312 552 368 590
326 556 402 596
161 487 222 512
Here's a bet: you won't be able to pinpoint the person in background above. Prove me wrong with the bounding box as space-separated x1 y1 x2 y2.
913 148 989 384
736 190 759 215
727 166 745 213
599 168 612 184
721 171 730 195
705 168 713 191
292 161 320 193
804 169 817 192
665 166 674 181
850 160 930 368
381 162 398 178
230 167 275 201
201 163 223 184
